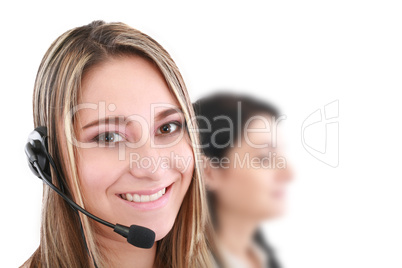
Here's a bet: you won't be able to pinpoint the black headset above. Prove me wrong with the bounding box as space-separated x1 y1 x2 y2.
25 126 50 180
24 127 155 250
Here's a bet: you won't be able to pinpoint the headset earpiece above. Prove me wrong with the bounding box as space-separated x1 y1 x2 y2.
25 126 51 179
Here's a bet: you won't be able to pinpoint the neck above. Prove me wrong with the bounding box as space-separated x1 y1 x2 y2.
97 232 156 268
216 206 259 257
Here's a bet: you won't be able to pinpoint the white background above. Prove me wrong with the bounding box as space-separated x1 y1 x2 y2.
1 1 401 267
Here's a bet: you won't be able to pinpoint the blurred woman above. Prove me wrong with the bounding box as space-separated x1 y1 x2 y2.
194 92 293 268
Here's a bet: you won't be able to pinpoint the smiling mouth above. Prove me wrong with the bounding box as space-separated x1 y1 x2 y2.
119 187 166 203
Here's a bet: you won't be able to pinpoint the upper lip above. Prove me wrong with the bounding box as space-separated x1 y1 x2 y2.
117 182 172 196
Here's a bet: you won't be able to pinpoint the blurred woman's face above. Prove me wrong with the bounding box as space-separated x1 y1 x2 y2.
209 114 292 220
72 55 194 242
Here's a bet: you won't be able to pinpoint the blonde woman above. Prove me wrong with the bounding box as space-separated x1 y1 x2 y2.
22 20 214 268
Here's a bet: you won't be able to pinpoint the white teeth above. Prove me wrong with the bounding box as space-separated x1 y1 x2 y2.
149 193 158 201
121 187 167 203
141 195 150 202
133 194 141 202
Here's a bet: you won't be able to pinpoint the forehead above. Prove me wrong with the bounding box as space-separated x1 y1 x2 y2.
242 114 276 147
78 55 178 120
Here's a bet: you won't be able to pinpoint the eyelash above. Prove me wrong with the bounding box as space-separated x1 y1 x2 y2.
92 132 124 143
155 121 183 136
91 121 183 144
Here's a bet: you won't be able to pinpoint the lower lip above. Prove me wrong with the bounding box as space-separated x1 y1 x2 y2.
118 184 172 211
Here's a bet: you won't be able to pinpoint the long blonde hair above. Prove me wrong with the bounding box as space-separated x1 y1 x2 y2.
25 20 214 268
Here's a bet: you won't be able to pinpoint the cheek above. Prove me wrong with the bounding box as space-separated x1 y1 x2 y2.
250 169 286 217
219 168 280 216
151 145 194 240
76 149 122 208
170 134 194 173
172 143 194 192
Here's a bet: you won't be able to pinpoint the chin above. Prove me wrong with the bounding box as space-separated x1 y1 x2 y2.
269 206 286 219
148 215 176 241
260 203 286 220
154 226 173 241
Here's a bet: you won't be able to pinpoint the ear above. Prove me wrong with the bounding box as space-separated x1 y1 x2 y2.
202 155 222 191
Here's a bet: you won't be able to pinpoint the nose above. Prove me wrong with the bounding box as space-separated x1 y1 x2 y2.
275 155 294 183
127 143 170 181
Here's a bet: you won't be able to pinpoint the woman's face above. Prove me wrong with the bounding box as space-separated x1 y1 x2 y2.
73 55 194 242
208 114 292 220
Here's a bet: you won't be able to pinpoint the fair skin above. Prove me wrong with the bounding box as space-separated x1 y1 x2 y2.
71 54 194 267
205 115 292 267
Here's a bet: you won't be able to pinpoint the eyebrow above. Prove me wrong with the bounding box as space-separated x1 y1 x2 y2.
81 107 184 130
154 107 183 122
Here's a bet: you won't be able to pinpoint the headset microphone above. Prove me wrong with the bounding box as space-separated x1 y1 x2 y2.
25 127 155 249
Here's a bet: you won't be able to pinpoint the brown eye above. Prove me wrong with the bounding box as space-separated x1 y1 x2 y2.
161 124 171 133
156 122 180 135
